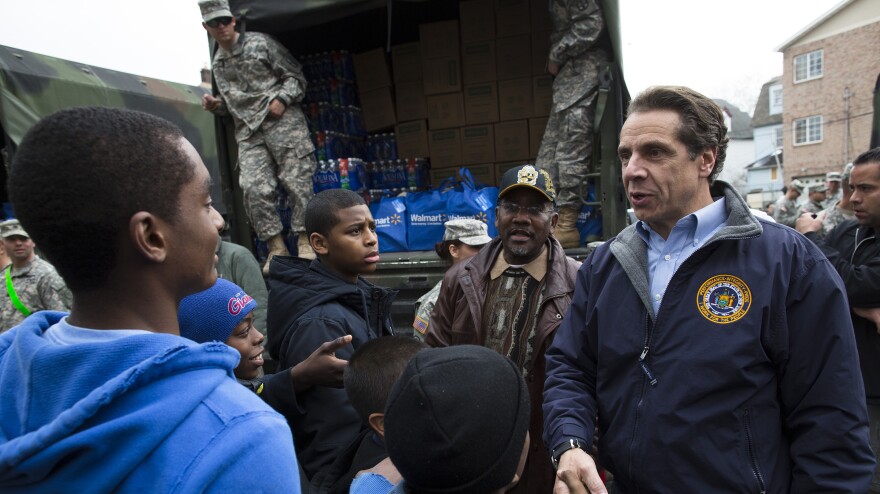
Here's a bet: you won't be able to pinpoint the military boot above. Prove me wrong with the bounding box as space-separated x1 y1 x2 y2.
296 231 316 260
555 206 582 249
263 234 290 276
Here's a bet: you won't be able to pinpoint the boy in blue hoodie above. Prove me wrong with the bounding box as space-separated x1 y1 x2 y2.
267 188 397 479
0 107 301 492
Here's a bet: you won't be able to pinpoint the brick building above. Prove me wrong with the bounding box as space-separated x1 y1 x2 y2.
777 0 880 187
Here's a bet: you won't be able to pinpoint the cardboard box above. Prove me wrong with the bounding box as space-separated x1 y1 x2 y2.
494 120 529 162
426 92 466 130
498 78 533 121
495 0 530 37
428 129 462 168
495 35 532 81
532 31 551 75
461 125 496 165
464 82 499 125
429 166 459 186
494 161 523 181
529 116 548 158
533 74 553 117
459 0 495 42
359 87 396 132
396 120 430 158
395 82 428 122
529 0 551 33
353 48 392 92
420 20 460 60
422 56 462 95
392 42 423 83
460 162 497 185
462 40 496 84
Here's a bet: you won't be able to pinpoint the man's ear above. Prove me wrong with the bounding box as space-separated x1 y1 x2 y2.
129 211 167 263
311 232 329 256
368 412 385 438
698 146 718 179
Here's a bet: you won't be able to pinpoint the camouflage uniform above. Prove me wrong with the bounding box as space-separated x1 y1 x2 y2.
209 31 316 240
535 0 609 209
819 202 856 238
412 280 442 341
773 196 801 228
824 189 842 209
0 256 71 331
802 200 824 215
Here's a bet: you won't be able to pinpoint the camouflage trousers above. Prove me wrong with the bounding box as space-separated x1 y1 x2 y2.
535 90 598 209
238 113 317 240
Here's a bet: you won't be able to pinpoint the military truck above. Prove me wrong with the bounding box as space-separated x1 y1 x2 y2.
0 45 226 219
207 0 631 332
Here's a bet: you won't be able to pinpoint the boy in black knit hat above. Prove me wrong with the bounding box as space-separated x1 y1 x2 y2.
351 345 531 494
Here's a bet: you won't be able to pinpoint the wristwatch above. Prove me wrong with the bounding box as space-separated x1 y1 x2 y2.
551 438 586 469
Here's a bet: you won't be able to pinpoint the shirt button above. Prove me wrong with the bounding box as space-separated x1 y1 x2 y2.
655 294 661 301
664 254 671 261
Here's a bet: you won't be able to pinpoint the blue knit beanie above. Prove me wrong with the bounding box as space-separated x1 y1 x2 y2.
178 278 257 344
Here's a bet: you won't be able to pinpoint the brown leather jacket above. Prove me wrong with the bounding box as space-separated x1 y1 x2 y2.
426 236 581 493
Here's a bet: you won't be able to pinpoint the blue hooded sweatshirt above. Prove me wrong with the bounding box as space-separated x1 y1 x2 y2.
0 312 301 493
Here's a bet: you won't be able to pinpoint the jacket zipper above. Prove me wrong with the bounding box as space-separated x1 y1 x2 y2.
743 408 766 494
851 227 876 265
627 312 654 489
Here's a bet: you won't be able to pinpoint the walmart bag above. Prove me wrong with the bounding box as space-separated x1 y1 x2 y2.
405 187 449 251
371 196 408 252
446 167 499 237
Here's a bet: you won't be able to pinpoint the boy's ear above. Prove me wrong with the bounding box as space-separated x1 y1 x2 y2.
368 413 385 438
129 212 167 263
310 232 329 256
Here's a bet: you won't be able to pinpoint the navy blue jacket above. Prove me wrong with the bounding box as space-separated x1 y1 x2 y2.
267 256 395 479
543 183 875 493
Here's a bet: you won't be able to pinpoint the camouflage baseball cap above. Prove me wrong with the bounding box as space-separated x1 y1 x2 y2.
842 163 854 182
443 219 492 246
498 164 557 204
790 179 805 194
826 171 842 182
0 219 29 239
199 0 232 22
811 184 828 194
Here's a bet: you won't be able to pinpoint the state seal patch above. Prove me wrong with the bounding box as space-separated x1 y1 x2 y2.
696 274 751 324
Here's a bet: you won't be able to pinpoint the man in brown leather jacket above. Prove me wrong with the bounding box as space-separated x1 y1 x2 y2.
425 164 581 494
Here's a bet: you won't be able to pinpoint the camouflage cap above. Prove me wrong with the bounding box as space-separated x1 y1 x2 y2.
842 163 854 182
790 179 805 194
443 219 492 246
0 219 29 239
199 0 232 22
811 184 828 194
498 164 556 204
826 171 842 182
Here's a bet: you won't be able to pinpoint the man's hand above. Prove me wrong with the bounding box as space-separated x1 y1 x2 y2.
795 211 824 234
201 94 221 112
853 307 880 334
268 98 286 119
289 335 352 393
548 61 561 76
554 449 606 494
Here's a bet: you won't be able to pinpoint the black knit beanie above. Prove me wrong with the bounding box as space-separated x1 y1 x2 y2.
384 345 530 494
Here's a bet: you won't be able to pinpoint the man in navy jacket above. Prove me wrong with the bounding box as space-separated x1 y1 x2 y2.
543 86 875 493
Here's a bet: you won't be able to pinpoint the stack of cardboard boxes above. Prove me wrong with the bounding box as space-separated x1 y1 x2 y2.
350 0 552 188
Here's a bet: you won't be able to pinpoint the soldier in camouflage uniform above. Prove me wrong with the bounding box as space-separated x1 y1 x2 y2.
817 164 856 237
824 171 843 208
773 179 805 227
0 220 71 332
412 219 491 341
199 0 316 273
535 0 609 248
802 185 828 215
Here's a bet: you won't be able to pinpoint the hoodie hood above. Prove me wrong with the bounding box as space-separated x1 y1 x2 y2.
0 312 241 491
266 256 396 361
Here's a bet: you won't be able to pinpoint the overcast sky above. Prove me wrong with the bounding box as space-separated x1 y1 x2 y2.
0 0 843 114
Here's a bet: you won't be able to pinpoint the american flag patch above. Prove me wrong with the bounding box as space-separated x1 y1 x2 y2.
413 316 429 335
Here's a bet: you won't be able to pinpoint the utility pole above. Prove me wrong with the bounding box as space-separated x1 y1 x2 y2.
844 87 851 165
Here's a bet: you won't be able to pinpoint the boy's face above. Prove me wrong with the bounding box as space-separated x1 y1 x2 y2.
226 313 264 380
312 204 379 283
166 138 225 299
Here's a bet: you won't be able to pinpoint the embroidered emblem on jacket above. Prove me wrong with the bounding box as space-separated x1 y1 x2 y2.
696 274 751 324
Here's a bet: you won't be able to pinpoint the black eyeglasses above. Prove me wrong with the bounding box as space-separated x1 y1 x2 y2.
499 202 554 217
206 16 233 28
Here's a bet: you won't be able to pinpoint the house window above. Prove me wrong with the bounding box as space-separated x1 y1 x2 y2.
793 116 823 145
774 127 784 149
794 50 823 83
771 167 778 181
769 85 783 115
